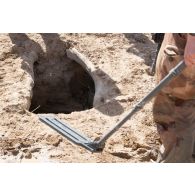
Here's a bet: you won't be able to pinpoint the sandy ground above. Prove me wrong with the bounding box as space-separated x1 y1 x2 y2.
0 33 160 162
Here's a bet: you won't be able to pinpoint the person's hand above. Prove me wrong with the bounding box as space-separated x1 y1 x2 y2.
184 34 195 67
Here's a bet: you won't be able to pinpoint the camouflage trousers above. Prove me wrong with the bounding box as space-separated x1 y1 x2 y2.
153 33 195 162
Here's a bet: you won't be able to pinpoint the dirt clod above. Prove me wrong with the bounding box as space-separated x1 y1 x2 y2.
24 152 32 159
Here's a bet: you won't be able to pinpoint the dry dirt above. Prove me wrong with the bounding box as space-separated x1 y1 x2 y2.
0 33 160 162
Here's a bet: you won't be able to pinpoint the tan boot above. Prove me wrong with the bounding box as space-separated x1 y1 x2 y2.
157 130 195 163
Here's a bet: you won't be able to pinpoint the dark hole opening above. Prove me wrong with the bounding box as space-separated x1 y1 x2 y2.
29 57 95 114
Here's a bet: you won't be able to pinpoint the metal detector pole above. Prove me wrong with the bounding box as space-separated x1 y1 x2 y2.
95 61 186 148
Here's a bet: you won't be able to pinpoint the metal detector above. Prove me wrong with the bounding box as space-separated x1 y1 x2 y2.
39 61 186 152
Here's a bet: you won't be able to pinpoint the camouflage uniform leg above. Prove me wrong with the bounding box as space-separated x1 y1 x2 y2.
153 33 195 163
153 94 195 162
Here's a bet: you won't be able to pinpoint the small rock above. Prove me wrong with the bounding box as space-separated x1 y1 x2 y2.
128 96 136 102
139 153 151 162
22 148 28 153
21 141 31 148
53 138 62 147
111 151 132 159
30 148 41 153
11 149 19 156
25 152 32 159
107 46 115 51
149 149 158 161
136 148 148 154
18 109 26 114
132 143 139 150
46 135 62 147
19 153 24 159
6 147 15 151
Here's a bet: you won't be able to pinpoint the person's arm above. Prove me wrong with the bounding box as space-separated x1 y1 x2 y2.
184 33 195 67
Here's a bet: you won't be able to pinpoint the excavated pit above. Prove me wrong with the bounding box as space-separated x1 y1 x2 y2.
29 56 95 114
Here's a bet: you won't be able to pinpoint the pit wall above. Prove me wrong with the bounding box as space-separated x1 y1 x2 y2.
66 48 115 107
11 47 110 112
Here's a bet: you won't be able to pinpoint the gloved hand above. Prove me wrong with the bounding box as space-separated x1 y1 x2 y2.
184 34 195 67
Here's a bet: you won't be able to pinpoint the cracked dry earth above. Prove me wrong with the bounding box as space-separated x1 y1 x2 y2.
0 33 160 162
